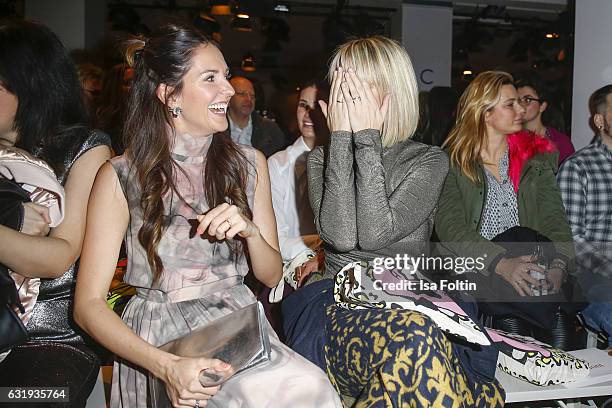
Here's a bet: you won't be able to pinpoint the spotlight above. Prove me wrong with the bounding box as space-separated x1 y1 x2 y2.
241 54 255 72
210 0 231 16
231 15 252 32
462 69 473 76
274 3 290 13
545 32 559 39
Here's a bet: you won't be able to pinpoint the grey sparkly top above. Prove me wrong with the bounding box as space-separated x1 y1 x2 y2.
26 130 111 344
479 149 519 240
307 129 449 279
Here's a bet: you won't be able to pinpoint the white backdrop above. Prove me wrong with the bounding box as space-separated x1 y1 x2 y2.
571 0 612 150
401 3 452 91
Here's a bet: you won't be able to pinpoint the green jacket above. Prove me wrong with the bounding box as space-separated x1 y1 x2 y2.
434 151 574 275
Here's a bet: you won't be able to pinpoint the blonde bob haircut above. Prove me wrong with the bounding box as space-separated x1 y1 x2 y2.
328 36 419 147
443 70 514 184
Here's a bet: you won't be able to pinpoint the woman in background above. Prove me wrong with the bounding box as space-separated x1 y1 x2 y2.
435 71 575 347
515 72 575 164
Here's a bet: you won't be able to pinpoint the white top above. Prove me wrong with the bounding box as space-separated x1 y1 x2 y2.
268 136 316 260
228 115 253 146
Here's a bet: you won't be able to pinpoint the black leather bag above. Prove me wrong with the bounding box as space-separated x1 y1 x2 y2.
0 263 29 353
0 178 30 353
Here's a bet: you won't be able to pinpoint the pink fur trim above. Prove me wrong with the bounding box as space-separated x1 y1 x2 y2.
507 131 556 192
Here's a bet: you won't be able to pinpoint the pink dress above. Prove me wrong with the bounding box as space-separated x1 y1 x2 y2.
109 135 340 407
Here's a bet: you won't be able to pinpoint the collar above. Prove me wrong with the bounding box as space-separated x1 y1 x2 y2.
228 114 252 132
274 136 311 171
594 137 612 159
289 136 311 158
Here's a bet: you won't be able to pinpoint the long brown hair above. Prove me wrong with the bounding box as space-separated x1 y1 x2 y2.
443 71 514 183
123 23 252 283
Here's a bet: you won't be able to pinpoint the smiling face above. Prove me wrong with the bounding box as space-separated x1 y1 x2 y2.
297 85 318 140
168 44 235 136
485 84 526 137
228 76 255 120
0 83 18 146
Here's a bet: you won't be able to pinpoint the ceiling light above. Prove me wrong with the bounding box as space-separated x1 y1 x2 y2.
241 54 255 72
210 0 231 16
274 4 290 13
231 16 252 32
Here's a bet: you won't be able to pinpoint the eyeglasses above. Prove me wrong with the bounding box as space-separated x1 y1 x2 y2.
518 96 542 106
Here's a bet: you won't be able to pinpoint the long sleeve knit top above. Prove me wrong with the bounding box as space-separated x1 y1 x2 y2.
307 129 449 279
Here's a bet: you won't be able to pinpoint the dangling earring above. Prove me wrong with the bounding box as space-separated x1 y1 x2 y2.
169 106 182 118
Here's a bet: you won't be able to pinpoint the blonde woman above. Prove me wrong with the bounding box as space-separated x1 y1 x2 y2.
435 71 574 342
283 37 504 407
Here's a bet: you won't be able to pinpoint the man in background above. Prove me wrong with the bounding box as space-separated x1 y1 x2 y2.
228 76 287 157
558 84 612 348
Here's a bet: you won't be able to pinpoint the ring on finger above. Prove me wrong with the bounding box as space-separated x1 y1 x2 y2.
194 400 200 408
224 219 232 228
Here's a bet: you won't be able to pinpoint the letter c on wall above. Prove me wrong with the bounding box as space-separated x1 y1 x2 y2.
420 69 434 85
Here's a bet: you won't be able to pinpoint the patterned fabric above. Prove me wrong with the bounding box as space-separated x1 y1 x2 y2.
557 138 612 276
109 136 340 408
488 329 589 386
333 260 491 346
324 306 505 408
479 149 520 240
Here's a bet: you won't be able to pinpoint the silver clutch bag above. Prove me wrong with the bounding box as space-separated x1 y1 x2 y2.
149 302 271 407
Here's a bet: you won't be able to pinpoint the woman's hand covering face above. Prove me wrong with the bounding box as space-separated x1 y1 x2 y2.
318 68 351 133
339 69 389 134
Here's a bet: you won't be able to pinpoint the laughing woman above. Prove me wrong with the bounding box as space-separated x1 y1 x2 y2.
74 24 340 407
284 36 505 407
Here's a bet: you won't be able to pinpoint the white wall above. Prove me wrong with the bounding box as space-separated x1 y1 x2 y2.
25 0 106 50
401 4 452 91
571 0 612 150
